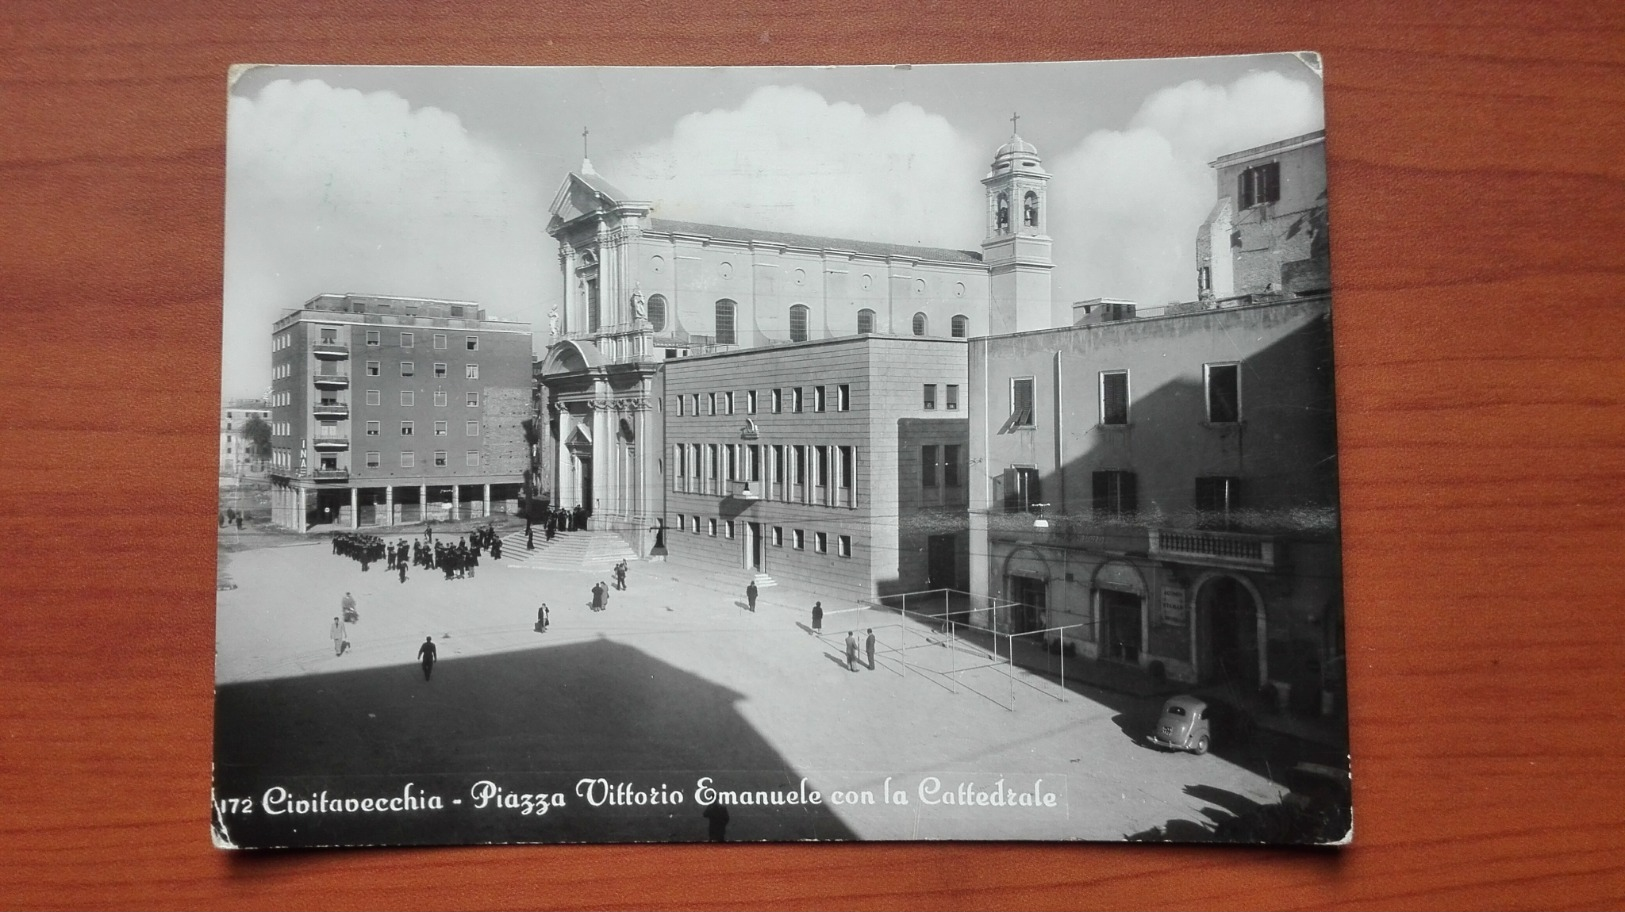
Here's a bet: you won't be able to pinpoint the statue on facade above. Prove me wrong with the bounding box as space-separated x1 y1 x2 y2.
630 285 646 323
548 306 560 338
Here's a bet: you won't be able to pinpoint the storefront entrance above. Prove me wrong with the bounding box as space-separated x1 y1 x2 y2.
1197 575 1261 687
1101 590 1143 663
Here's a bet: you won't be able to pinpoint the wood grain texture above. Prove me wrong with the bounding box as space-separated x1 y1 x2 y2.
1 0 1622 908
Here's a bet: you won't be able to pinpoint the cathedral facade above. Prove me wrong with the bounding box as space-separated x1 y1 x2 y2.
537 134 1055 557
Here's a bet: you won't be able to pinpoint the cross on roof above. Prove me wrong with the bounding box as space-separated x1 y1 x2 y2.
1010 111 1020 133
582 126 589 159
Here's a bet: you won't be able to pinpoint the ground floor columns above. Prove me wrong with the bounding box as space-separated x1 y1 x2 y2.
483 483 490 518
452 484 460 519
591 395 611 529
385 485 394 526
350 487 359 530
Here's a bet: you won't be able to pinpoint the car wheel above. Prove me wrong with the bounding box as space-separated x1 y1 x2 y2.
1192 735 1209 755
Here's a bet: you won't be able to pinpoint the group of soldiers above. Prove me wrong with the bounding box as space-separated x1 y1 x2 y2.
541 504 589 534
332 532 387 570
410 523 502 581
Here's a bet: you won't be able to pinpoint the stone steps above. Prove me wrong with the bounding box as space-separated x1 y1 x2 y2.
500 529 638 572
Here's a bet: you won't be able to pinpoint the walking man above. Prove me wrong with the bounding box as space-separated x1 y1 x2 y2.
397 558 408 584
331 616 347 657
845 630 858 672
537 603 550 633
526 526 535 550
591 581 604 612
599 581 610 610
341 591 358 624
746 580 758 613
866 628 876 670
614 560 628 591
811 601 823 635
417 636 437 681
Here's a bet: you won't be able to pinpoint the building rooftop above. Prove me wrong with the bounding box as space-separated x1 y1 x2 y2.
1209 130 1326 169
664 331 966 366
645 218 985 265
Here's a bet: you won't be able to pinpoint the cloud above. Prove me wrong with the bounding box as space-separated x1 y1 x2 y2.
607 85 985 250
223 78 547 399
1047 71 1324 313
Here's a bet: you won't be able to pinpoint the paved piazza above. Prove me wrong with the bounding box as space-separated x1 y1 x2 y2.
214 530 1288 845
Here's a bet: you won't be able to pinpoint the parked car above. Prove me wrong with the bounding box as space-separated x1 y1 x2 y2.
1147 695 1211 754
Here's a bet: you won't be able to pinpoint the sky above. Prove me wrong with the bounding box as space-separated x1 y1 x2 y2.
222 56 1324 400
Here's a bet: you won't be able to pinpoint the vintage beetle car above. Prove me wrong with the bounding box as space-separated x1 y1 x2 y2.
1147 695 1211 754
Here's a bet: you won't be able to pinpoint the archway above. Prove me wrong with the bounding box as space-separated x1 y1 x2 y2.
1194 573 1265 690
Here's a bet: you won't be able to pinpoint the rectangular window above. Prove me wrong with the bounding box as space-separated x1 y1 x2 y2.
465 420 479 436
1206 363 1241 423
365 420 380 436
707 393 716 416
790 388 802 413
792 529 805 550
814 532 827 554
434 451 447 467
724 392 734 416
814 386 826 413
400 421 415 436
725 520 735 540
434 363 447 378
366 361 381 377
400 452 415 467
772 526 783 547
924 384 937 410
815 446 829 487
466 392 479 407
771 389 782 414
1003 466 1042 513
791 445 806 486
400 331 414 348
1010 377 1034 427
365 451 380 468
946 384 959 411
1238 161 1281 209
837 535 851 557
466 363 479 380
433 333 447 349
1092 470 1139 518
675 513 684 532
434 420 447 436
365 330 380 347
366 389 381 406
677 396 686 417
674 446 686 486
434 391 448 407
944 444 961 487
839 447 854 490
466 336 479 351
1195 476 1240 526
466 451 480 467
706 444 718 483
708 519 717 537
747 390 757 414
921 446 939 488
400 390 414 407
401 361 415 377
1100 371 1129 425
747 444 761 482
837 384 850 411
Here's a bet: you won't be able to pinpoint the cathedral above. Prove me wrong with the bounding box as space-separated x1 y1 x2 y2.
536 130 1058 556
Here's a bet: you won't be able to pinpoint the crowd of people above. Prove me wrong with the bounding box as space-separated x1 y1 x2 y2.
331 522 508 580
332 532 387 570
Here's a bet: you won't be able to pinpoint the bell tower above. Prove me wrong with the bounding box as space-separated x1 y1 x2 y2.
981 115 1053 334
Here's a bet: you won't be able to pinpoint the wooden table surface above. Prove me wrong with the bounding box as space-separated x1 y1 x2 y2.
2 1 1621 908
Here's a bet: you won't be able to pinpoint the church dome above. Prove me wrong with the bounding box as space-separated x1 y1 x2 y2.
989 133 1046 175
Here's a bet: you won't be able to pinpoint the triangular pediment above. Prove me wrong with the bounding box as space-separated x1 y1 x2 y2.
548 171 647 234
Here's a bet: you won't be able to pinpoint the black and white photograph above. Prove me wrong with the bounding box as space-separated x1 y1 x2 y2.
213 55 1350 849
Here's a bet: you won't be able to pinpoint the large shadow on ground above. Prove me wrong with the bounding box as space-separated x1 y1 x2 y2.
214 637 856 848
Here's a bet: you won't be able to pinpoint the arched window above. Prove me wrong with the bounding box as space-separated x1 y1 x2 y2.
857 309 875 335
1023 190 1039 227
951 314 968 338
715 299 737 346
647 294 667 332
912 312 928 336
789 304 809 342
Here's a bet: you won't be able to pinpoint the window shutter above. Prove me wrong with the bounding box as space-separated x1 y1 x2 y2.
1092 472 1107 513
1122 472 1138 513
1004 467 1019 512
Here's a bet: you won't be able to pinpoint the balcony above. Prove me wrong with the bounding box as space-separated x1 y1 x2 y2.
267 465 349 482
312 437 350 451
312 401 349 419
313 372 349 389
562 320 655 363
312 343 349 360
1150 528 1276 571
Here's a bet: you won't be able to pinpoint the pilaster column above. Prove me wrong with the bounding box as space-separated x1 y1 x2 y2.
350 487 358 530
420 485 427 523
385 485 394 526
482 483 490 518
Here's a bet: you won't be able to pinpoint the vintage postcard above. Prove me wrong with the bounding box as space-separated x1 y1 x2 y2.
213 55 1350 848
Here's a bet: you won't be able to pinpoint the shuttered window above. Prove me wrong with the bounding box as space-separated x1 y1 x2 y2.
1010 377 1034 428
1101 371 1128 425
1093 470 1138 518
